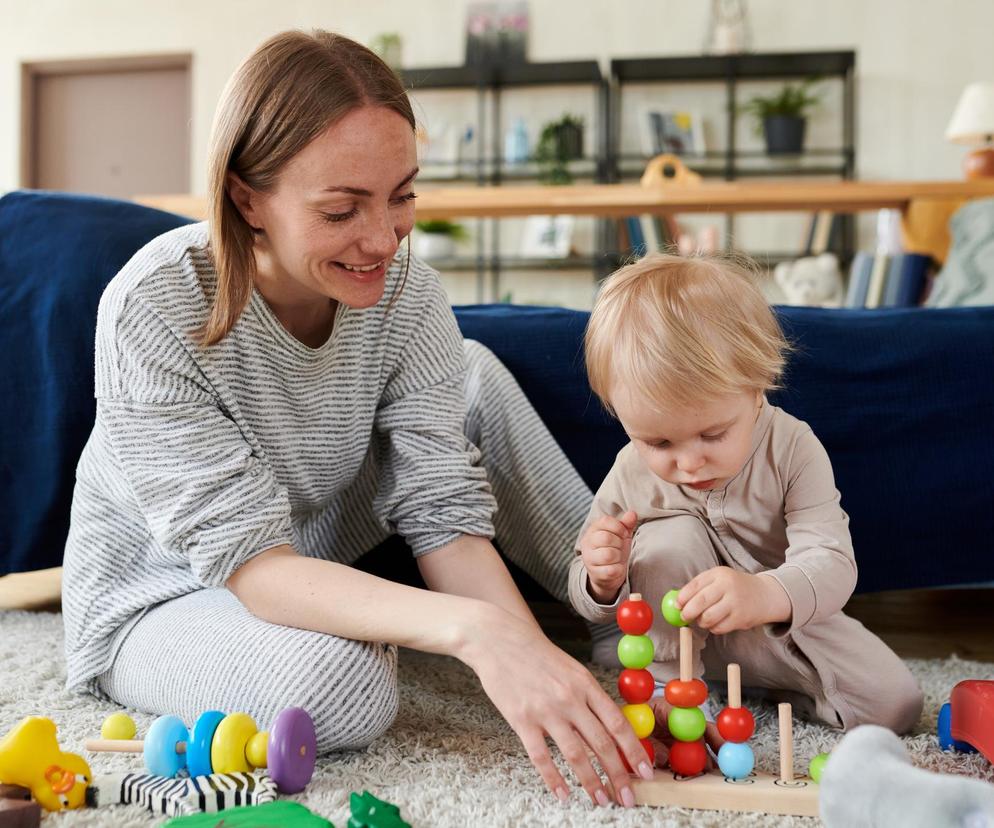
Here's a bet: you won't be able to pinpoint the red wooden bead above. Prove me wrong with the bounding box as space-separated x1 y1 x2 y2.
668 738 707 777
621 738 656 774
617 598 653 635
716 706 755 743
618 668 655 704
664 678 708 708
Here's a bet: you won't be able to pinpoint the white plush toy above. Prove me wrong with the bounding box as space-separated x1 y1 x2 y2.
773 253 845 307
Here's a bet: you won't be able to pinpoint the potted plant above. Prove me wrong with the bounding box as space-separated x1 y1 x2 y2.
370 32 403 71
741 78 822 155
412 219 467 261
534 114 585 184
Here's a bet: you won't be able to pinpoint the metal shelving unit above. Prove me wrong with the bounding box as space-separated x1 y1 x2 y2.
402 50 857 300
608 50 857 262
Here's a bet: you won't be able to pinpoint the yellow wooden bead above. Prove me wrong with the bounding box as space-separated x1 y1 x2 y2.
246 731 268 769
622 703 655 740
211 713 257 774
101 712 136 741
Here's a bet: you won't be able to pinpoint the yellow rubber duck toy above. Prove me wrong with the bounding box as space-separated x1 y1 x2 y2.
0 716 90 810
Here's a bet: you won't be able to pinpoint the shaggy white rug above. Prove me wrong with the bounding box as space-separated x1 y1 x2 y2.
2 609 993 827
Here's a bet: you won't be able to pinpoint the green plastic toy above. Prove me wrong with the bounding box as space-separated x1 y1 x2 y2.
347 791 410 828
163 800 333 827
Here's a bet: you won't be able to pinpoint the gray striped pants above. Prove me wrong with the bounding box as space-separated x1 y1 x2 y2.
97 341 597 753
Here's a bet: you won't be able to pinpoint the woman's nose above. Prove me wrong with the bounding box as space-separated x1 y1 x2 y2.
360 208 400 257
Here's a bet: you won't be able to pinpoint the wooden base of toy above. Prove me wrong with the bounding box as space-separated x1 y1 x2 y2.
631 769 819 817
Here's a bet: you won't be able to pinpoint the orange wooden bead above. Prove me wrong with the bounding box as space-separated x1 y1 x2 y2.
664 678 708 708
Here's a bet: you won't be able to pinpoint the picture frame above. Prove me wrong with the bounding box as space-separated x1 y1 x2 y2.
519 215 575 259
639 106 706 157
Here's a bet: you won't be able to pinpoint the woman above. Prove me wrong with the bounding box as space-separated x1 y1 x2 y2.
62 30 649 808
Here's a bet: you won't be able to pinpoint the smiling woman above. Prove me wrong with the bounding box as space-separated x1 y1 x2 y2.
60 29 650 810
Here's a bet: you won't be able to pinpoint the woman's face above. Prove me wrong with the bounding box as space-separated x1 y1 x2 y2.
243 104 419 310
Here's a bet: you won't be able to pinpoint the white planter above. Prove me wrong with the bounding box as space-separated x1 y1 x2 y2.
412 232 456 261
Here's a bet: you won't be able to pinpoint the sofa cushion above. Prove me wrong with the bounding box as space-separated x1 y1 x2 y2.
0 190 193 574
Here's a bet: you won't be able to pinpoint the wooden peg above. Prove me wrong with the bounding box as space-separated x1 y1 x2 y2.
679 626 692 682
778 703 794 783
630 592 642 601
727 663 741 709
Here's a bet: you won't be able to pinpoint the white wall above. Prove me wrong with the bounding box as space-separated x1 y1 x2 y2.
3 0 991 304
4 0 991 194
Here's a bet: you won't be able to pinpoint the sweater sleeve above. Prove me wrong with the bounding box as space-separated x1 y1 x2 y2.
762 427 858 636
94 293 292 587
371 271 496 556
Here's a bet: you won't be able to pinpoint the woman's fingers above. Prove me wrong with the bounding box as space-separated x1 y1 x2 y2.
586 685 655 781
517 727 570 803
544 721 615 806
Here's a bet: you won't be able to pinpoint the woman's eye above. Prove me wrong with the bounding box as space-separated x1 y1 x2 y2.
323 208 358 223
391 191 418 205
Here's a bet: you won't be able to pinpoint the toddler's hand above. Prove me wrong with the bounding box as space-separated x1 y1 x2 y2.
676 567 791 634
579 510 638 604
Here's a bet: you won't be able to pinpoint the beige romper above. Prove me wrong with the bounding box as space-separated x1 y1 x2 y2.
568 399 922 733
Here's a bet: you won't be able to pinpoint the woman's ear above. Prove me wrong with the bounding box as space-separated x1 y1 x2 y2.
226 172 262 231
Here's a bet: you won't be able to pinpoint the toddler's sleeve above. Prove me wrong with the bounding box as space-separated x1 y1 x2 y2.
763 428 858 635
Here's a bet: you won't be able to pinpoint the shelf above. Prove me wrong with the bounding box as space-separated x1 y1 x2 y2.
427 254 622 272
401 60 602 90
610 51 855 83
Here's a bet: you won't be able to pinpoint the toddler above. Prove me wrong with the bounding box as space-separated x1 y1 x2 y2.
568 252 922 735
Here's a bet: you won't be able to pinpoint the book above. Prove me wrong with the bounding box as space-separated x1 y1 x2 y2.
886 253 931 307
864 253 891 308
626 216 646 256
640 215 661 254
845 252 874 308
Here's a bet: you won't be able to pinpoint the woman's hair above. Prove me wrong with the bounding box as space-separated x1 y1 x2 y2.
585 252 790 415
202 29 415 346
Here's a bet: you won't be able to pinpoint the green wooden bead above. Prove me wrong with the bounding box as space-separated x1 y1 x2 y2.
661 590 688 627
617 634 654 669
667 706 706 742
808 752 829 783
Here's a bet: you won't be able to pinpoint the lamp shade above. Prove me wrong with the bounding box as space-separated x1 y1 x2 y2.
946 82 994 145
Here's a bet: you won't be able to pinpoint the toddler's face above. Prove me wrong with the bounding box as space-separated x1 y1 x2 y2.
611 387 762 491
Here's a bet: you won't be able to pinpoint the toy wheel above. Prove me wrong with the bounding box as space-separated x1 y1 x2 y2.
211 713 257 774
187 710 225 778
144 715 188 778
268 707 317 794
938 701 977 753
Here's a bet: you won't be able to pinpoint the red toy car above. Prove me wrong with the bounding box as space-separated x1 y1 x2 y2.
938 679 994 764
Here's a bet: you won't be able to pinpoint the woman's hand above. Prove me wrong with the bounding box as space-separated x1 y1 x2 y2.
458 603 653 807
676 567 792 634
578 511 638 604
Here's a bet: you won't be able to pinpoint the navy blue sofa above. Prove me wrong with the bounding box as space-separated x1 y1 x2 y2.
2 190 993 594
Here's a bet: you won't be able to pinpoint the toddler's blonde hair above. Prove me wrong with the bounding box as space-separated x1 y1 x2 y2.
585 252 790 415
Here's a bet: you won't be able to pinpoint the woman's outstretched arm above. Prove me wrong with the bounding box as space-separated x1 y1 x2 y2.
226 543 652 808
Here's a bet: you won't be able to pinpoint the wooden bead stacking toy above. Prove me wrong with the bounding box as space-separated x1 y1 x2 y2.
663 601 707 778
620 588 821 816
84 707 316 794
615 593 656 768
716 664 755 780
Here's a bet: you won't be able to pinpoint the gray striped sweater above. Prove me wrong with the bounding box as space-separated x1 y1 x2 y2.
62 222 496 693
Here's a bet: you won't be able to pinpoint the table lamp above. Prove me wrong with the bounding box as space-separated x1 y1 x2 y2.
946 82 994 179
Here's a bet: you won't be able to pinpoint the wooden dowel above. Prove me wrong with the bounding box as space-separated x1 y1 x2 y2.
727 663 741 709
778 703 793 783
84 738 186 754
679 626 692 682
630 592 642 601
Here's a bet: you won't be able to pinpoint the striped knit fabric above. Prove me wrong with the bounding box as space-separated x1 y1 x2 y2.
63 222 598 751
